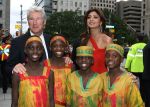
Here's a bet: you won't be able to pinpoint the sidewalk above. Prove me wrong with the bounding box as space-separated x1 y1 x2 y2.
0 88 11 107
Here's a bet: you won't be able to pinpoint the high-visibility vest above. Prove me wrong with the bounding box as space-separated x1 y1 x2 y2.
125 43 146 73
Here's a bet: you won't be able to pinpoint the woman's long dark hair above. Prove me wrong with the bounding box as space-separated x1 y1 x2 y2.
81 8 106 45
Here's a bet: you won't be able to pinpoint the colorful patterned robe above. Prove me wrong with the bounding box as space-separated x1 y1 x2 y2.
18 67 51 107
66 71 103 107
101 71 144 107
44 59 72 107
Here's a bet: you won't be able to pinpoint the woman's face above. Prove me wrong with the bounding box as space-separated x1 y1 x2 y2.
87 11 102 29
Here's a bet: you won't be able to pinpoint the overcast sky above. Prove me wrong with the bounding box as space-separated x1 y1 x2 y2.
10 0 141 35
10 0 35 35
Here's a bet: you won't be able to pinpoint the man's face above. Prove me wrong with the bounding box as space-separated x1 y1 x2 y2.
28 12 46 35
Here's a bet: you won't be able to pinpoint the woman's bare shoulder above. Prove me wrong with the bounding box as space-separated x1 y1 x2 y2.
102 33 113 44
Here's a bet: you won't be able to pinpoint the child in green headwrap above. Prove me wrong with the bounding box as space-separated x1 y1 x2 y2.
101 44 144 107
66 46 103 107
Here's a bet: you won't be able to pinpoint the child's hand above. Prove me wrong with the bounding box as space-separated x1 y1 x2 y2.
12 63 26 74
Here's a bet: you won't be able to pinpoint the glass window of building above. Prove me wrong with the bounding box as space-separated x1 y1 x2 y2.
143 11 145 16
61 1 63 5
75 2 77 7
0 0 2 4
0 10 2 18
54 1 57 5
80 2 82 7
0 24 2 29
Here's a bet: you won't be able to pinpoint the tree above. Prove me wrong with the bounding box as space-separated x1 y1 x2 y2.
102 9 138 45
44 11 85 42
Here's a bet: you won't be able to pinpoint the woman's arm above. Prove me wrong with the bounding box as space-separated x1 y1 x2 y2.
11 72 20 107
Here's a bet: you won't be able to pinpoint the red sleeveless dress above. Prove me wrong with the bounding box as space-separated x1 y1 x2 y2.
90 36 108 73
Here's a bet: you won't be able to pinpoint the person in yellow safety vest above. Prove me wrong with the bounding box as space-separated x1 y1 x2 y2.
125 35 146 100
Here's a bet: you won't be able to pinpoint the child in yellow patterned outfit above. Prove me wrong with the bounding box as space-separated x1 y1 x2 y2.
44 35 73 107
66 46 103 107
101 43 144 107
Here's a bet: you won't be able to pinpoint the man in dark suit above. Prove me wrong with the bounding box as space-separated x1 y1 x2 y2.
6 6 51 76
142 41 150 107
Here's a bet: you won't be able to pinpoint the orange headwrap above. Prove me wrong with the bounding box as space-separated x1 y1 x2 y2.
25 36 42 46
50 36 66 45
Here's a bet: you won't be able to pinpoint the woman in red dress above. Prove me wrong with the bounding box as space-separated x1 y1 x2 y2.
81 9 113 73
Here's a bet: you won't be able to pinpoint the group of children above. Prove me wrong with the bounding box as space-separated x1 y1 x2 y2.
11 35 144 107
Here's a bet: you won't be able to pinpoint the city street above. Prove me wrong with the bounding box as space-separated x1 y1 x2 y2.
0 88 11 107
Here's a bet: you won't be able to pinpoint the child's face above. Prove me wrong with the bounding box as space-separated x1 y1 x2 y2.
25 41 44 62
50 40 66 57
105 50 123 69
76 56 93 71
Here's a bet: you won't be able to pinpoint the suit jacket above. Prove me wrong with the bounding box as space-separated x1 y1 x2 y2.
143 41 150 80
6 29 51 74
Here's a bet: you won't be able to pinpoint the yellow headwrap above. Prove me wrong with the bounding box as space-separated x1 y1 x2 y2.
25 36 42 46
106 44 124 57
76 46 93 57
50 35 66 45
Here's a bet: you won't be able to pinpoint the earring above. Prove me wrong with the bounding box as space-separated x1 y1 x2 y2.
99 25 102 32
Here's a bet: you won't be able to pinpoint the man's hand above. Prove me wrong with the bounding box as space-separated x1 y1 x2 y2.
127 72 139 86
64 57 73 65
12 63 26 74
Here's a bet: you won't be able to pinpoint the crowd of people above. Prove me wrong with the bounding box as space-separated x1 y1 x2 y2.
0 29 12 93
0 5 149 107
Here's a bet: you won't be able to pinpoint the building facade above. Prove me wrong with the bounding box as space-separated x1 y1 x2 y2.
52 0 89 15
34 0 53 16
34 0 117 16
90 0 116 12
34 0 89 15
141 0 150 37
0 0 10 31
116 0 141 33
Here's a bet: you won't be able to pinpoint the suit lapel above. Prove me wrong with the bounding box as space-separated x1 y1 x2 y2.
43 34 51 58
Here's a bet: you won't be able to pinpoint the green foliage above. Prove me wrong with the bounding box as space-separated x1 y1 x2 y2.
44 11 85 42
44 9 145 45
103 9 137 46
